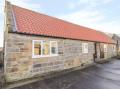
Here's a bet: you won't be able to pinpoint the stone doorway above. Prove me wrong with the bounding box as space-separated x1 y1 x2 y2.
94 42 101 62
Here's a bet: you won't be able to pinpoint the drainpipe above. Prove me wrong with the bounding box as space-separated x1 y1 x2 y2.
94 42 97 63
117 40 119 56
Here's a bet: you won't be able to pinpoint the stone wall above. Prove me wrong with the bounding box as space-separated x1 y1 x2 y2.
4 33 95 82
4 33 117 82
95 43 117 62
107 44 117 58
101 43 117 59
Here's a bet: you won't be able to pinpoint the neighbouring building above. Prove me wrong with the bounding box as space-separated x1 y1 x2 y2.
105 33 120 56
4 1 117 82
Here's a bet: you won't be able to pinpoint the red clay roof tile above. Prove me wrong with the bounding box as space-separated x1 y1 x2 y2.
12 5 115 44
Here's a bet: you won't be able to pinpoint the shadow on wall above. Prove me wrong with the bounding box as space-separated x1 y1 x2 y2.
0 48 3 67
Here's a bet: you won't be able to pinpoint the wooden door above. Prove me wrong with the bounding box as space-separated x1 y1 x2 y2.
100 44 104 58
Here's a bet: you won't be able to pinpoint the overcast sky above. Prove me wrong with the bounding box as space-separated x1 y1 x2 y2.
0 0 120 47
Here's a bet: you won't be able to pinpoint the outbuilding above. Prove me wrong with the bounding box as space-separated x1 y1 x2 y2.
4 1 117 82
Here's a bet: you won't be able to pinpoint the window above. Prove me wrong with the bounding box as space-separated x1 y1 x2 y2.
104 44 107 52
42 41 50 55
50 41 58 55
32 40 58 58
82 43 88 53
34 41 41 55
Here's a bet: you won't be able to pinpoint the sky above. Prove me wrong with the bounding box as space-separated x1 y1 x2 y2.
0 0 120 47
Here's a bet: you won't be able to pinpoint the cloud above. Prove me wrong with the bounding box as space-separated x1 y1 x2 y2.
94 21 120 33
64 0 120 34
78 0 112 4
59 9 104 27
68 2 76 9
102 0 113 4
59 8 120 34
68 0 113 10
8 0 43 12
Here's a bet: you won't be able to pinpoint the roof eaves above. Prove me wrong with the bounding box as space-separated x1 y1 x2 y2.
9 31 116 44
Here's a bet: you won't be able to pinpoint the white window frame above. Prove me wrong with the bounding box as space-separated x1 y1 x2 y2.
82 43 88 53
104 44 107 52
32 40 58 58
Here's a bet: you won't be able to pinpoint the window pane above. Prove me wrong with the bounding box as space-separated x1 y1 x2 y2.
51 47 56 54
51 42 57 54
42 41 50 55
34 42 41 55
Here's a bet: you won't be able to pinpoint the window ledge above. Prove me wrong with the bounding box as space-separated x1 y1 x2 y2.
32 54 58 58
82 52 88 54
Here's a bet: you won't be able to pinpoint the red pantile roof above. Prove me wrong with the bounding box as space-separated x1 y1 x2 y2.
12 5 115 44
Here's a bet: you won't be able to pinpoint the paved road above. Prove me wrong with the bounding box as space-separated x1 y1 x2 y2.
10 59 120 89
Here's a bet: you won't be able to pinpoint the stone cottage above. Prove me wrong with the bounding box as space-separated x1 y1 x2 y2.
4 1 117 82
